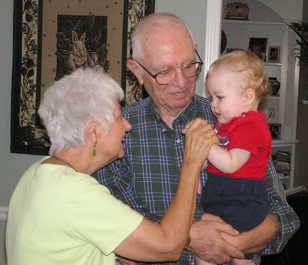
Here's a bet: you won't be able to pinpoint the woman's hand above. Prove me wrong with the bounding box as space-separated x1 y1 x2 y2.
182 118 218 170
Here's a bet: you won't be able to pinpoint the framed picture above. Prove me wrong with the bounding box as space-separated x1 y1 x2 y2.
268 46 281 63
268 123 281 139
11 0 155 155
248 38 268 62
226 48 243 53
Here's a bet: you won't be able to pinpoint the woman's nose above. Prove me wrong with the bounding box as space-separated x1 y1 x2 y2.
123 117 132 132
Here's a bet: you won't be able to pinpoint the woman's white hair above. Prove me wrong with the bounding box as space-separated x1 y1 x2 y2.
131 12 195 62
38 67 124 156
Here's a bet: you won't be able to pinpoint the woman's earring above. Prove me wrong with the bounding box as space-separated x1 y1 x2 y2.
92 141 97 156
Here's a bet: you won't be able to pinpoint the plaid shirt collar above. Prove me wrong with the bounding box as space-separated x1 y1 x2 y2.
146 95 198 129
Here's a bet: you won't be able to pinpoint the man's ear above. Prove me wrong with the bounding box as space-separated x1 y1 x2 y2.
127 59 144 85
244 88 256 106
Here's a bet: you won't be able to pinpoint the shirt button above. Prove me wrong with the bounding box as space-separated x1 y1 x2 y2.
162 129 166 132
176 139 181 143
190 262 195 265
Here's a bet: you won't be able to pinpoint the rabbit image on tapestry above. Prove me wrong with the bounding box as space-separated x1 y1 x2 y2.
67 31 89 70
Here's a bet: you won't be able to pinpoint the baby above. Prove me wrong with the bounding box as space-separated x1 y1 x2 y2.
183 51 271 265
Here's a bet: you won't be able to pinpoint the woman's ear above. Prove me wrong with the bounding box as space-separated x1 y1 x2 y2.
244 88 256 106
85 121 99 142
127 59 144 85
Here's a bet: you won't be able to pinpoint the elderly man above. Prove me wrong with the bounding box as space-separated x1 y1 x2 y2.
98 13 299 265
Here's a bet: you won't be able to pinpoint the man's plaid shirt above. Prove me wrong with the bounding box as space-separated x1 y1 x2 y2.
98 95 299 265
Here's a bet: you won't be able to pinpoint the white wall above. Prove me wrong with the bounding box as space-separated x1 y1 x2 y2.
0 1 302 264
155 0 208 96
0 2 46 264
258 0 303 19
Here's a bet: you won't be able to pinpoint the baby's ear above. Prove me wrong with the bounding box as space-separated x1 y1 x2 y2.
244 88 256 105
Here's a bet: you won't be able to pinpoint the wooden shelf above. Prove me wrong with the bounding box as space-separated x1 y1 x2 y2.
272 139 298 145
264 62 282 66
268 96 280 100
222 20 284 26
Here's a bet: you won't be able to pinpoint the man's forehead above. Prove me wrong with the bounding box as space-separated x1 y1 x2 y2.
143 25 190 41
142 30 194 55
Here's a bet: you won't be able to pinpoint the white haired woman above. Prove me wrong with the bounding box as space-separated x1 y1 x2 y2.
5 67 224 265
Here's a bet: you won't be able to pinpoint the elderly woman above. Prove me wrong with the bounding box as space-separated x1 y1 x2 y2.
5 67 225 265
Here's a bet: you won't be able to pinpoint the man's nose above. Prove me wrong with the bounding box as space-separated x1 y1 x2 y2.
171 69 188 88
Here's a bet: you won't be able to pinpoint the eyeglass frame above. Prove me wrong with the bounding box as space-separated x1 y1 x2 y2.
134 50 203 85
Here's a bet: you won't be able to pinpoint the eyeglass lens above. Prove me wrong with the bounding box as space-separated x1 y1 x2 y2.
156 62 202 85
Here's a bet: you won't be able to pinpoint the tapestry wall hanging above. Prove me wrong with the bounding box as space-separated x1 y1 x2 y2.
11 0 155 155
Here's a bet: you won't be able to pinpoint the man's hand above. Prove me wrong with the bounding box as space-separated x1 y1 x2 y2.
188 214 244 264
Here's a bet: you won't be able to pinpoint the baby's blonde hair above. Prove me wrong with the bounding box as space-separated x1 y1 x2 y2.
205 51 270 101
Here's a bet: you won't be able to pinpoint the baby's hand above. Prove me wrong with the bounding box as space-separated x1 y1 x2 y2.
198 160 208 192
197 178 202 195
200 159 208 172
181 121 194 134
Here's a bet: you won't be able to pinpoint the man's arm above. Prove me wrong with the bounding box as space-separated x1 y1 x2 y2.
97 156 163 223
220 213 279 254
259 158 300 254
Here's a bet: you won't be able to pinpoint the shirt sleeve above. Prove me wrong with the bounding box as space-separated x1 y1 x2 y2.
97 155 163 224
258 158 300 256
228 120 268 157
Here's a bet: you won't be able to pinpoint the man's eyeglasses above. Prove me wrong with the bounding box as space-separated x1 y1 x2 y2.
134 50 203 85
